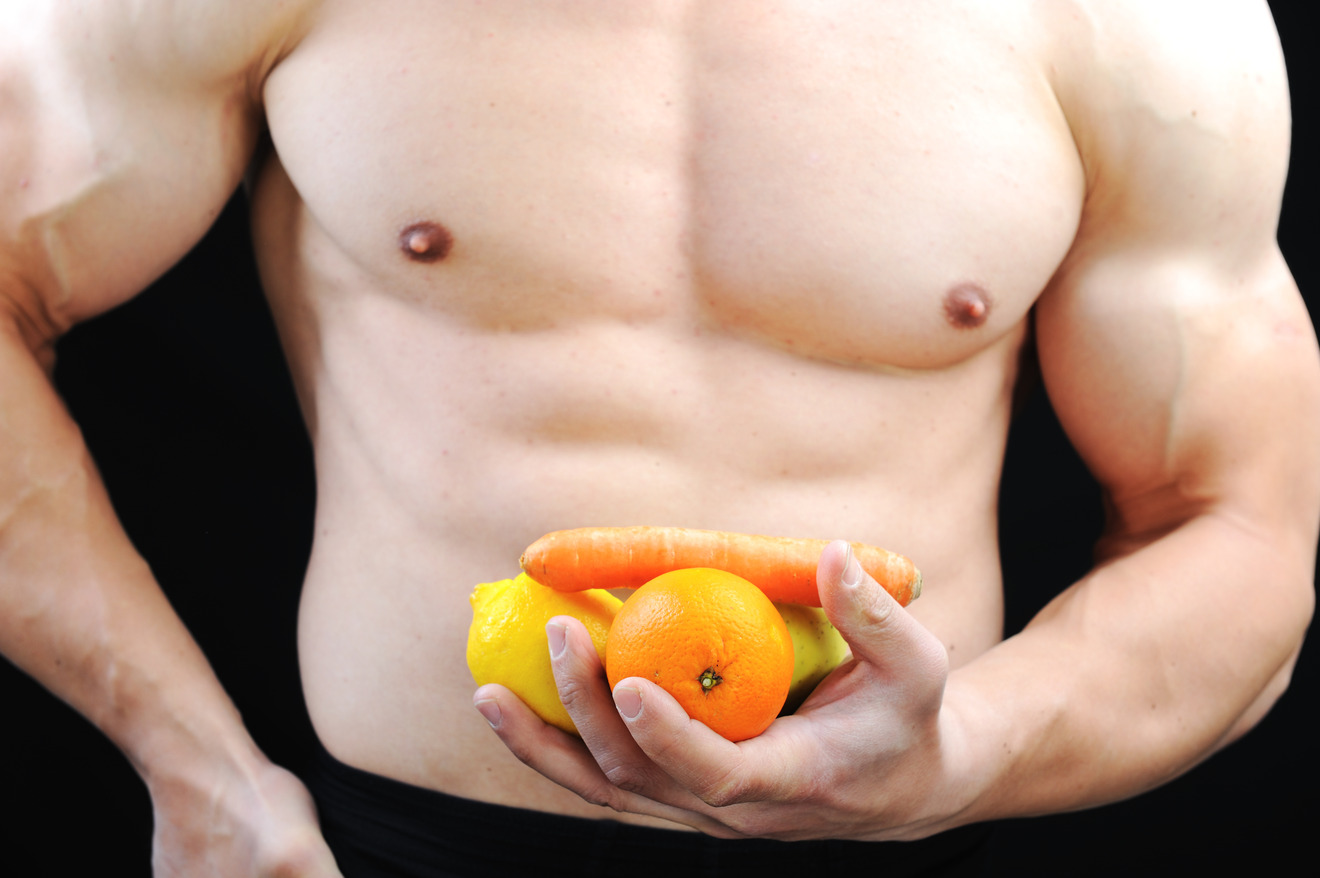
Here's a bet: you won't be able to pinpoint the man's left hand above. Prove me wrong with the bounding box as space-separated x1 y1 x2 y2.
473 539 976 841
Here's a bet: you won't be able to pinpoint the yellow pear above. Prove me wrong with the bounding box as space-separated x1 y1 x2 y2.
775 602 851 715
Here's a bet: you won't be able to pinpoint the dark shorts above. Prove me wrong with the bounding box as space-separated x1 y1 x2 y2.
304 741 994 878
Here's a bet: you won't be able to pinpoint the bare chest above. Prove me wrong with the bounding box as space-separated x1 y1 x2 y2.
261 0 1083 369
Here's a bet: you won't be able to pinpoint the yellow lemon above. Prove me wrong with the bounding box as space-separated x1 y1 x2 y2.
467 573 623 735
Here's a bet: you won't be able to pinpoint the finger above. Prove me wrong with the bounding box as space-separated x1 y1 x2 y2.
545 617 697 802
817 540 949 688
474 679 694 823
611 675 746 805
472 681 624 808
610 675 813 812
542 618 740 834
545 616 633 747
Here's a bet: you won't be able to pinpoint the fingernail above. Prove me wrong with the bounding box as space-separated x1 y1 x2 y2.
547 622 567 659
615 685 643 720
475 699 502 729
841 544 863 589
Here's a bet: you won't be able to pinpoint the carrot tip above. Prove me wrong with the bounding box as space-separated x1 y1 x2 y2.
911 570 923 603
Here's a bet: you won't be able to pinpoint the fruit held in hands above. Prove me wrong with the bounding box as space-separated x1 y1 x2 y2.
605 568 795 742
776 603 850 715
467 573 622 735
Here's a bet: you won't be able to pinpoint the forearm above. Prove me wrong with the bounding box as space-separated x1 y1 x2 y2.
0 314 262 782
943 509 1314 825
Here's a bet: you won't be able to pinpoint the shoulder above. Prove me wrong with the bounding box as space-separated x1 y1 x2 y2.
1043 0 1290 258
0 1 323 335
1051 0 1287 111
1027 3 1314 504
0 0 322 97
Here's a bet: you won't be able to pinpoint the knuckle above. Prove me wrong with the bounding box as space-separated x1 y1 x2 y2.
505 742 536 767
553 671 596 713
258 835 327 878
712 798 816 840
602 759 649 794
700 783 743 809
810 772 857 816
912 639 951 699
861 587 899 626
719 811 777 839
701 823 755 840
553 678 584 711
640 723 689 765
693 761 754 808
502 731 549 769
578 776 627 811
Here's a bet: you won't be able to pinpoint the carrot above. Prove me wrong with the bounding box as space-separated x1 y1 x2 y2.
519 526 922 608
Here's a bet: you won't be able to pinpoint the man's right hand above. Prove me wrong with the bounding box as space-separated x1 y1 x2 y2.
148 756 342 878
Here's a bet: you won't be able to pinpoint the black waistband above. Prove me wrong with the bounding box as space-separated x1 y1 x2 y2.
304 739 993 878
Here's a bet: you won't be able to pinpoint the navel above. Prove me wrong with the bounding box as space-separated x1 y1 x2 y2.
943 283 992 329
398 221 454 263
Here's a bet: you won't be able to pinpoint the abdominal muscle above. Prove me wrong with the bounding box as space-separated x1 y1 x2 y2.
246 11 1077 816
279 260 1017 822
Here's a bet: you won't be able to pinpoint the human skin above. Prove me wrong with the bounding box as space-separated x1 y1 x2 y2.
0 0 1317 874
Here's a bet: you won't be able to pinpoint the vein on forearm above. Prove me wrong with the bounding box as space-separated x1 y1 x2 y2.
956 505 1312 822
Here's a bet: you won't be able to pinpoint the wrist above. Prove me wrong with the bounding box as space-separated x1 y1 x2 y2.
83 636 268 792
137 713 278 836
918 674 1012 835
133 695 268 797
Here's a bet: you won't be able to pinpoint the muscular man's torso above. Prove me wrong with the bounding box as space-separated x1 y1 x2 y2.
249 0 1083 823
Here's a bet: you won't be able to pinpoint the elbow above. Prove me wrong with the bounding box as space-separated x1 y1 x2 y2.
0 277 63 375
1219 642 1305 747
1219 567 1313 747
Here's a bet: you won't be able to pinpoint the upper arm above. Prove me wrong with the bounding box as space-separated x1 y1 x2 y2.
0 1 311 349
1038 0 1320 565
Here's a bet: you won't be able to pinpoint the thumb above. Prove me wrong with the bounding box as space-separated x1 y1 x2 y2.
817 540 948 685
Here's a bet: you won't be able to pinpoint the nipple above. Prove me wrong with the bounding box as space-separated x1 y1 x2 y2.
398 221 454 263
943 283 991 329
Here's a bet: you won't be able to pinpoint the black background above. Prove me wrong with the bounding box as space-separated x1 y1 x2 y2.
2 4 1316 874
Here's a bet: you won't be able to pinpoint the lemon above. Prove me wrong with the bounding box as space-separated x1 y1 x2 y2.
467 573 623 735
775 602 851 715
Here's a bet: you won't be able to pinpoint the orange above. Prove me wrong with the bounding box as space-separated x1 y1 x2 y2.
605 568 794 742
